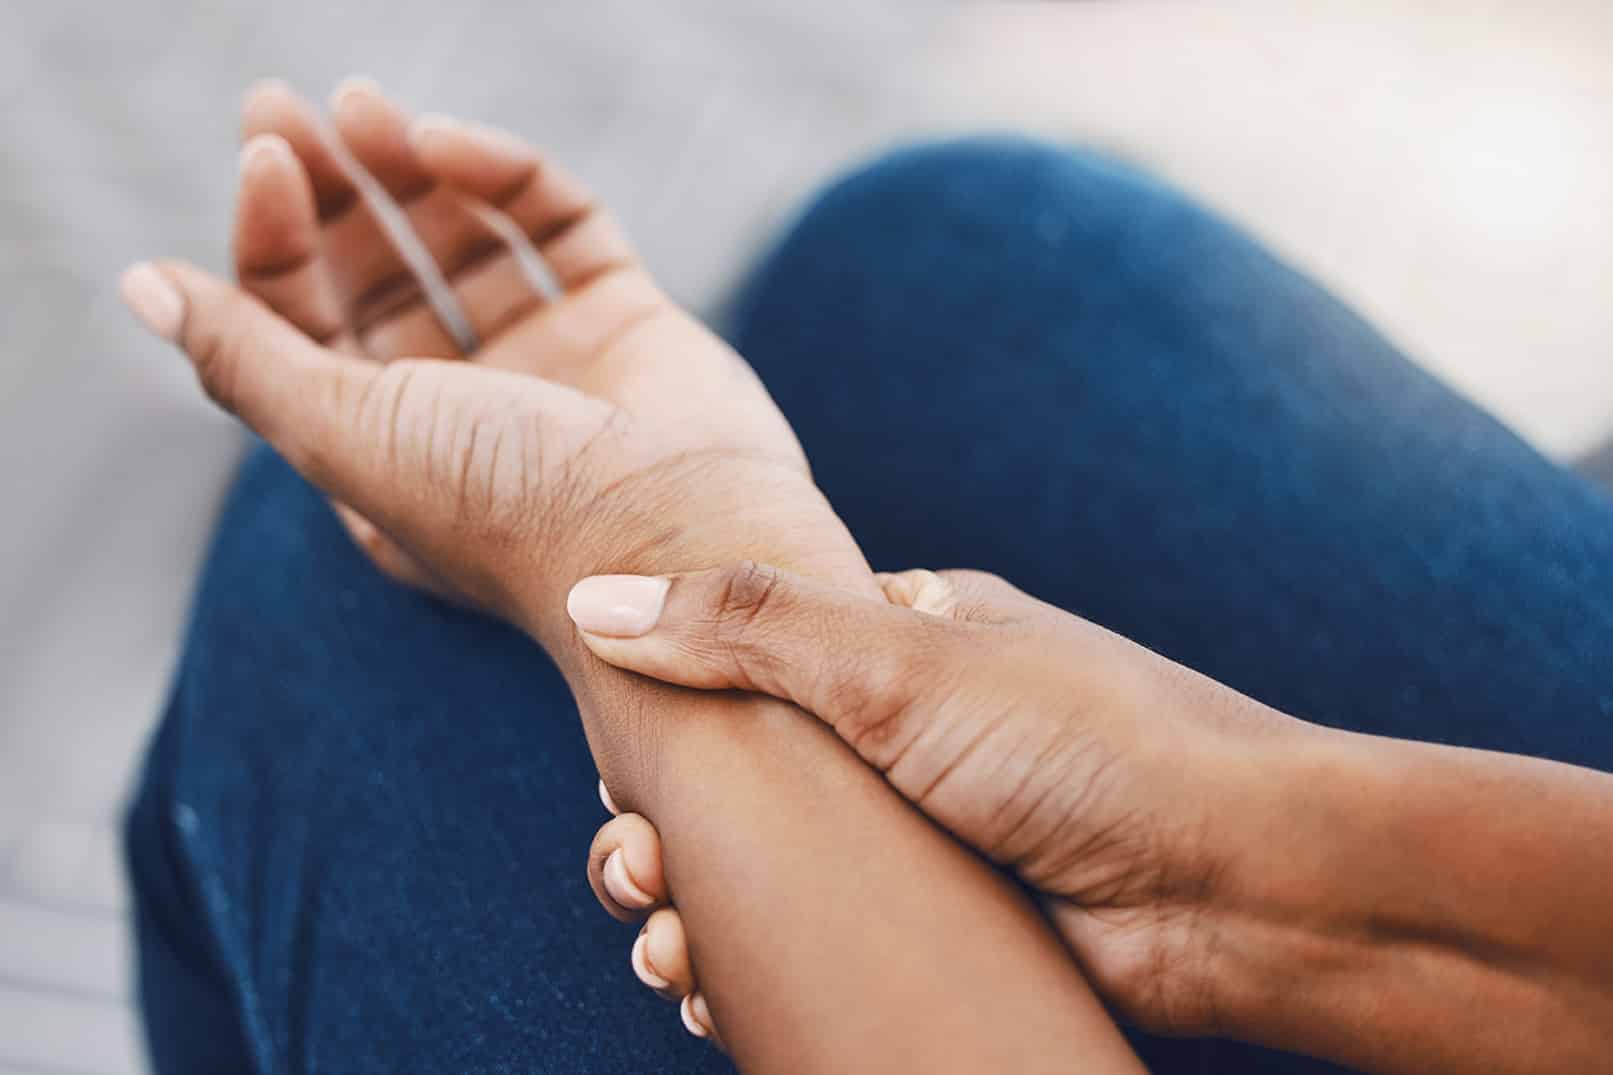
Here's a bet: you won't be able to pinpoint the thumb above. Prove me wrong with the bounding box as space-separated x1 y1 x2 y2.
566 562 965 747
120 258 380 494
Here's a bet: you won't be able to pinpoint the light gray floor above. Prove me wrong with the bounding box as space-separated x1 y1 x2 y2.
2 2 1610 1072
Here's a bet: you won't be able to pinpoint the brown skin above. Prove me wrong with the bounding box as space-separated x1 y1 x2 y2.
120 81 1144 1074
576 562 1613 1074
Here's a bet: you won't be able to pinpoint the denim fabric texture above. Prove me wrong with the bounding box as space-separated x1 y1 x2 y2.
126 137 1613 1074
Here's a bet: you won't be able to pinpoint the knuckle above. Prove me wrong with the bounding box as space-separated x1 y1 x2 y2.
826 623 953 766
704 561 802 694
712 560 782 633
936 569 1024 624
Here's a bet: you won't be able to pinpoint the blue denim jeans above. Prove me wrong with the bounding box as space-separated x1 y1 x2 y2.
125 138 1613 1074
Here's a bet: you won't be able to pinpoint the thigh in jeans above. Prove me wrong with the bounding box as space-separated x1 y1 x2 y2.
126 447 730 1074
737 136 1613 769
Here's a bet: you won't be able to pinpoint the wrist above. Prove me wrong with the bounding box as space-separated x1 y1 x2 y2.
513 456 872 652
505 455 876 810
1206 728 1613 1073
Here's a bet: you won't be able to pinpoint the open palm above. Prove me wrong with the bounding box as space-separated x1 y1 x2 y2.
207 78 828 620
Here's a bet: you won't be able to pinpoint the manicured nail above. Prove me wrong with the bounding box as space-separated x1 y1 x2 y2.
330 74 381 112
567 575 669 638
242 77 293 110
599 779 621 816
603 848 655 910
119 263 183 342
631 932 670 990
681 993 711 1039
240 132 293 176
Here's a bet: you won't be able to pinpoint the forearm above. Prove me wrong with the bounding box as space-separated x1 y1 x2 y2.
1220 727 1613 1074
517 468 1143 1074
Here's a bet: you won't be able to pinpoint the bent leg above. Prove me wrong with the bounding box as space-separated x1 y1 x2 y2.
125 446 727 1074
736 136 1613 769
731 138 1613 1074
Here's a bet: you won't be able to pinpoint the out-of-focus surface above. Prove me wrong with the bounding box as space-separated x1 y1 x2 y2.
932 0 1613 461
1 2 1609 1072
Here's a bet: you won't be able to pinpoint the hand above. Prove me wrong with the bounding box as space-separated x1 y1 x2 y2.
588 779 726 1050
120 78 870 643
571 561 1319 1037
120 81 1156 1074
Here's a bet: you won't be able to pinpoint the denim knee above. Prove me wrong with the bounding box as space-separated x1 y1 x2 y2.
740 136 1196 311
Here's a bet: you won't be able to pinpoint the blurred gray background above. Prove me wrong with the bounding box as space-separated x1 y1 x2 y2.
1 1 1610 1071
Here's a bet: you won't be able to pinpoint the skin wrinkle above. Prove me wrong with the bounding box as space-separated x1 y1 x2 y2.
420 374 442 504
483 419 506 522
906 697 1014 811
454 414 480 519
830 622 965 766
377 361 414 479
711 560 784 653
981 716 1077 863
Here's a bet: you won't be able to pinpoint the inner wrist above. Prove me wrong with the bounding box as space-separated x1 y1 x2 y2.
511 463 873 648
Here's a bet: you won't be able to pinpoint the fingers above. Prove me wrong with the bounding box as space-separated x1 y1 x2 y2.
242 78 482 360
632 908 694 1000
587 812 667 921
241 78 356 217
585 801 720 1045
881 567 1065 627
566 562 964 752
232 132 350 348
875 568 964 617
682 993 719 1046
124 254 617 579
409 114 639 290
231 128 457 596
638 912 719 1044
326 78 497 356
120 259 376 487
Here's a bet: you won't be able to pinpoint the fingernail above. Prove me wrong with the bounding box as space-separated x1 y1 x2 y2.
599 779 621 816
681 993 711 1039
242 77 293 109
631 931 670 990
567 575 670 638
603 848 655 910
330 74 381 112
119 263 183 342
240 132 292 175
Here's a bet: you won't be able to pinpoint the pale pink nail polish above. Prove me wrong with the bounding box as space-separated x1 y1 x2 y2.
631 932 670 990
239 133 294 176
599 779 621 816
681 993 710 1039
566 575 670 637
603 848 655 910
330 74 381 113
119 263 183 342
